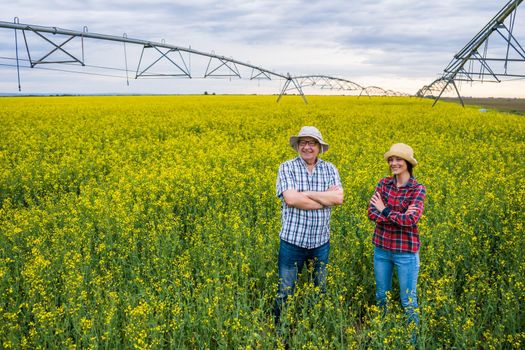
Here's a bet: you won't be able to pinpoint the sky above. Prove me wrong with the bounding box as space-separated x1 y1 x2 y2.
1 0 524 97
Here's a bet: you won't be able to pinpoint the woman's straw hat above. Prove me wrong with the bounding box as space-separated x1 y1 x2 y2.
384 143 418 166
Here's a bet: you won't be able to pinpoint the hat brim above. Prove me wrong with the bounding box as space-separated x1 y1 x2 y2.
384 151 418 167
290 136 329 153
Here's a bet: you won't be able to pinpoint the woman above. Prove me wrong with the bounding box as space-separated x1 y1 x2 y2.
368 143 426 328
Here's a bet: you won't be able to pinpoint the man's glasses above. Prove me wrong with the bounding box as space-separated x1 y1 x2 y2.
298 140 319 147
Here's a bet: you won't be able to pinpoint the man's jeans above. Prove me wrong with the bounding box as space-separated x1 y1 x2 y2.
274 239 329 323
374 246 420 325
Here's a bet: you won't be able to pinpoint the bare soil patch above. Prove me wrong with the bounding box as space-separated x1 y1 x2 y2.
441 97 525 115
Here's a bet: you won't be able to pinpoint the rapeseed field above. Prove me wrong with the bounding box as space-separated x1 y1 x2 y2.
0 95 523 349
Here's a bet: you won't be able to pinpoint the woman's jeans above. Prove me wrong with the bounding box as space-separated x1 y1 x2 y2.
374 246 420 325
274 239 329 323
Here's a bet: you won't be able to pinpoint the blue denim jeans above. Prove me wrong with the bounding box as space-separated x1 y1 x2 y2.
274 239 330 323
374 246 420 325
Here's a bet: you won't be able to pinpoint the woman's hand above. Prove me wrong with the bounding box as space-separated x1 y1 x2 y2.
370 191 386 212
406 204 418 215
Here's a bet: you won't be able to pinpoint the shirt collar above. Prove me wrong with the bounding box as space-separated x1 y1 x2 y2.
387 176 417 188
296 156 324 169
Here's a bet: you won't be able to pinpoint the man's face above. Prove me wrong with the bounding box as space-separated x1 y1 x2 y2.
297 137 320 163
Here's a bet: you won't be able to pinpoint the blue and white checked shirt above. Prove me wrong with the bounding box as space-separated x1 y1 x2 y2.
276 156 343 248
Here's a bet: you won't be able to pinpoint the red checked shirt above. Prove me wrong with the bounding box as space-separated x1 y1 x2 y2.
368 176 426 253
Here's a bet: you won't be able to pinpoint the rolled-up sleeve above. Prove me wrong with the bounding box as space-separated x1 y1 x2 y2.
276 162 296 198
331 165 343 189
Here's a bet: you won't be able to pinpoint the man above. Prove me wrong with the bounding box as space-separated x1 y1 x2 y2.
274 126 344 324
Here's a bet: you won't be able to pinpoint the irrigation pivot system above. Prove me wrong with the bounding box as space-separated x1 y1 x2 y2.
0 19 404 102
417 0 524 106
282 76 411 100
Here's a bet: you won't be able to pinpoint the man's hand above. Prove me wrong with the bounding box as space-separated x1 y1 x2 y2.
282 189 324 210
327 185 340 192
305 186 344 207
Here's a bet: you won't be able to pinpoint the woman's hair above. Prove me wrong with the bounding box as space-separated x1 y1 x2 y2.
407 162 414 177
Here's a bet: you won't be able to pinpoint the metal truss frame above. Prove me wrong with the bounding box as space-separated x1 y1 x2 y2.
360 86 410 97
1 19 397 102
417 0 524 106
417 77 458 100
276 75 410 98
23 30 84 67
136 45 191 78
204 56 240 78
293 75 365 93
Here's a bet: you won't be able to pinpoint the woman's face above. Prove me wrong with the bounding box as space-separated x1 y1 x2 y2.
388 156 409 176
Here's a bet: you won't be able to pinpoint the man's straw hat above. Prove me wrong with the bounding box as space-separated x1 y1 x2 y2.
289 126 329 153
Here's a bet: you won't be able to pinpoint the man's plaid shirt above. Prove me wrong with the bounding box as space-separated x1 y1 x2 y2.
276 157 342 249
368 176 426 253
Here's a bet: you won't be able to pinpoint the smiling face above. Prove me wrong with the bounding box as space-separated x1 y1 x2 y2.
388 156 409 177
297 137 320 164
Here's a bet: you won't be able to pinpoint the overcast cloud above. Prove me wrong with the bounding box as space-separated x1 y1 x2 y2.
1 0 524 97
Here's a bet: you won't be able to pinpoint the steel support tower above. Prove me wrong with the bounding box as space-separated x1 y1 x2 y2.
417 0 524 106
